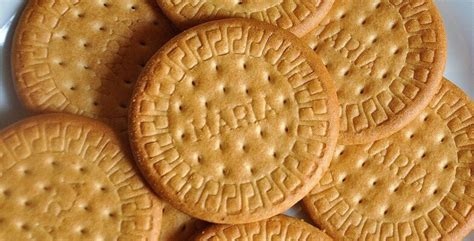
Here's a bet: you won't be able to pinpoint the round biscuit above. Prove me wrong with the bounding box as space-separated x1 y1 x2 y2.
303 79 474 240
0 113 162 240
303 0 447 144
129 18 339 224
12 0 176 131
194 215 333 240
155 0 335 37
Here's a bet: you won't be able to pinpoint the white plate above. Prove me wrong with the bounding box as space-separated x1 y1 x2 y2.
0 1 473 239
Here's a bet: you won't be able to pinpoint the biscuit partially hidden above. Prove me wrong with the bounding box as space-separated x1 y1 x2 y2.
156 0 334 37
160 203 208 241
303 79 473 240
12 0 176 131
129 18 339 224
0 114 162 240
194 215 333 240
303 0 446 144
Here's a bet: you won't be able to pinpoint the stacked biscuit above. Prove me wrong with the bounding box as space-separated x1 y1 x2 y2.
1 0 472 240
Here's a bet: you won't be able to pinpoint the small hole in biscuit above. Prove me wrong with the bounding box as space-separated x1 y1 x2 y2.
83 43 90 48
79 167 87 172
62 35 68 40
433 189 438 194
119 103 127 109
423 115 429 121
361 161 367 167
77 13 84 18
139 63 146 68
273 151 277 158
124 80 132 84
260 130 265 137
285 126 289 133
361 18 367 25
3 189 11 196
181 225 187 231
394 187 399 192
103 3 110 7
358 199 363 204
21 224 30 230
359 88 365 94
283 99 288 105
178 105 183 111
58 61 65 66
444 164 449 169
139 41 146 46
191 80 196 86
384 209 388 215
100 186 107 192
342 177 347 182
237 0 243 4
382 72 388 79
375 2 381 8
340 13 346 19
372 180 377 186
70 86 76 90
131 5 137 10
411 206 416 212
108 212 116 218
344 69 350 76
440 136 445 143
197 156 202 163
267 75 272 82
83 65 90 70
153 21 159 26
391 22 398 29
93 102 99 106
24 200 32 207
99 26 106 31
394 48 401 55
222 86 227 93
242 144 248 152
80 228 87 234
421 152 426 158
245 88 249 94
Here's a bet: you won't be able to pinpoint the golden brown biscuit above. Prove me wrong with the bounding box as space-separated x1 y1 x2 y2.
0 113 162 240
156 0 334 37
194 215 333 240
160 202 208 241
303 0 446 144
303 79 473 240
129 18 339 224
12 0 176 131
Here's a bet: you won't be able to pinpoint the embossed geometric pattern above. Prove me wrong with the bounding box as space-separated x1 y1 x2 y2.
303 0 446 144
303 79 474 240
129 19 339 224
194 215 333 241
0 114 162 240
12 0 176 131
156 0 334 37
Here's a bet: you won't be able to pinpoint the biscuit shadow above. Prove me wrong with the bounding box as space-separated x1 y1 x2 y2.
95 3 177 132
0 3 29 129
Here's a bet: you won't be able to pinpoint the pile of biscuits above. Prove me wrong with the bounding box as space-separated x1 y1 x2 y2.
2 0 472 240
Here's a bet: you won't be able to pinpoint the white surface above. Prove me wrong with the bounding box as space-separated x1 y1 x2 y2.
0 1 473 240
